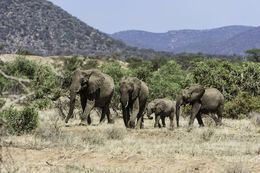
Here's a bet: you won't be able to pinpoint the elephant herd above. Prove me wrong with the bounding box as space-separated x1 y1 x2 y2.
65 68 224 129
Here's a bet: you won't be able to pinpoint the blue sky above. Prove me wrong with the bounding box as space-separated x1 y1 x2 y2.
49 0 260 34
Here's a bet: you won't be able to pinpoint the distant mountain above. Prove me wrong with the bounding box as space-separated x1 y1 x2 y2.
111 26 260 55
0 0 128 56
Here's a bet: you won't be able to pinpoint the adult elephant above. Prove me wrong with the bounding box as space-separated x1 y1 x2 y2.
119 77 148 129
65 68 114 125
147 98 176 130
176 86 224 128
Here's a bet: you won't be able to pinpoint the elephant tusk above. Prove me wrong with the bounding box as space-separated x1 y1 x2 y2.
125 101 129 108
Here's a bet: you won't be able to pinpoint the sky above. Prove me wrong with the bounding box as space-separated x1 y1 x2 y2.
48 0 260 34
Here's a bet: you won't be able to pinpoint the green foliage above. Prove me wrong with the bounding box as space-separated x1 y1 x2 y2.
146 60 193 101
33 64 62 100
0 106 39 134
82 60 98 70
193 60 260 101
1 58 62 109
245 48 260 62
223 92 260 119
129 61 153 82
99 61 128 108
36 98 53 110
5 57 38 79
126 57 145 69
0 99 6 108
174 54 205 70
16 49 41 56
150 57 169 71
62 56 84 89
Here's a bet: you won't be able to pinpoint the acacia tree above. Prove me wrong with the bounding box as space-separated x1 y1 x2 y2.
245 48 260 62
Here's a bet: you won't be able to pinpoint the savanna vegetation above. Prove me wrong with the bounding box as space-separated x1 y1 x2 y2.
0 52 260 172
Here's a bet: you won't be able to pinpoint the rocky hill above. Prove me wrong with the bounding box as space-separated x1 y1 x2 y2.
111 26 260 55
0 0 128 56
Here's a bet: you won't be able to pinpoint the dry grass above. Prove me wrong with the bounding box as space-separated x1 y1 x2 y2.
1 109 260 172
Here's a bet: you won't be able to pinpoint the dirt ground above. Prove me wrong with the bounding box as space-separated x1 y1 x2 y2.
1 108 260 173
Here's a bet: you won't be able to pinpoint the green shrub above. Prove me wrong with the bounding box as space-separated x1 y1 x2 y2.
193 60 260 101
223 92 260 118
36 98 53 110
16 49 41 56
5 57 38 79
146 60 194 101
0 99 5 108
82 60 98 70
0 106 39 134
99 61 128 108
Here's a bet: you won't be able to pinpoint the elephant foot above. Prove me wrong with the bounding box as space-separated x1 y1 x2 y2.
79 120 89 126
199 124 205 127
187 125 193 132
216 121 222 126
128 121 135 129
108 119 115 124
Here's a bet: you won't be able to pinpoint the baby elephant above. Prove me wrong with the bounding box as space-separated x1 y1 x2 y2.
147 98 176 130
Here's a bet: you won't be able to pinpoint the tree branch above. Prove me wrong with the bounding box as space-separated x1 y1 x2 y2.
0 92 34 111
0 69 30 89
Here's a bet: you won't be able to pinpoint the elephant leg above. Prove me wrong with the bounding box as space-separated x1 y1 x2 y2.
196 112 204 127
216 104 223 126
80 100 95 126
189 102 201 127
136 114 143 129
128 99 140 128
136 103 145 129
99 106 107 124
80 94 87 116
161 116 166 128
169 113 174 130
122 107 129 127
154 115 160 128
106 107 114 124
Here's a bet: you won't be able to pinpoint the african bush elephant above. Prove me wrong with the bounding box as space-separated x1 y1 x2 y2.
65 69 114 125
119 77 148 129
147 98 176 130
176 86 224 128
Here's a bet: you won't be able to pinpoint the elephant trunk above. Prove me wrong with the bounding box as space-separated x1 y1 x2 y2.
128 110 137 128
176 95 183 127
65 91 76 123
146 106 153 120
176 105 180 127
121 94 129 108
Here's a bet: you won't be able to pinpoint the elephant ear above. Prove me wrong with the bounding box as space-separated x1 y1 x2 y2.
155 101 165 114
86 70 105 95
132 78 141 99
188 86 205 103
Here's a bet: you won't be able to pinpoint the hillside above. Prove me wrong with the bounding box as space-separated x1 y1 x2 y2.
0 0 128 56
111 26 260 55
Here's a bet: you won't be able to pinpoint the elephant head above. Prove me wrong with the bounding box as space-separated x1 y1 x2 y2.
176 86 205 127
119 77 141 108
65 69 104 123
146 100 156 120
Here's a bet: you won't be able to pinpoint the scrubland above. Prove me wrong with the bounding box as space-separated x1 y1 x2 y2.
1 54 260 173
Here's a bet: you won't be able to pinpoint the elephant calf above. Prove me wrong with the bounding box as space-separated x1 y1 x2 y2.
147 98 176 130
